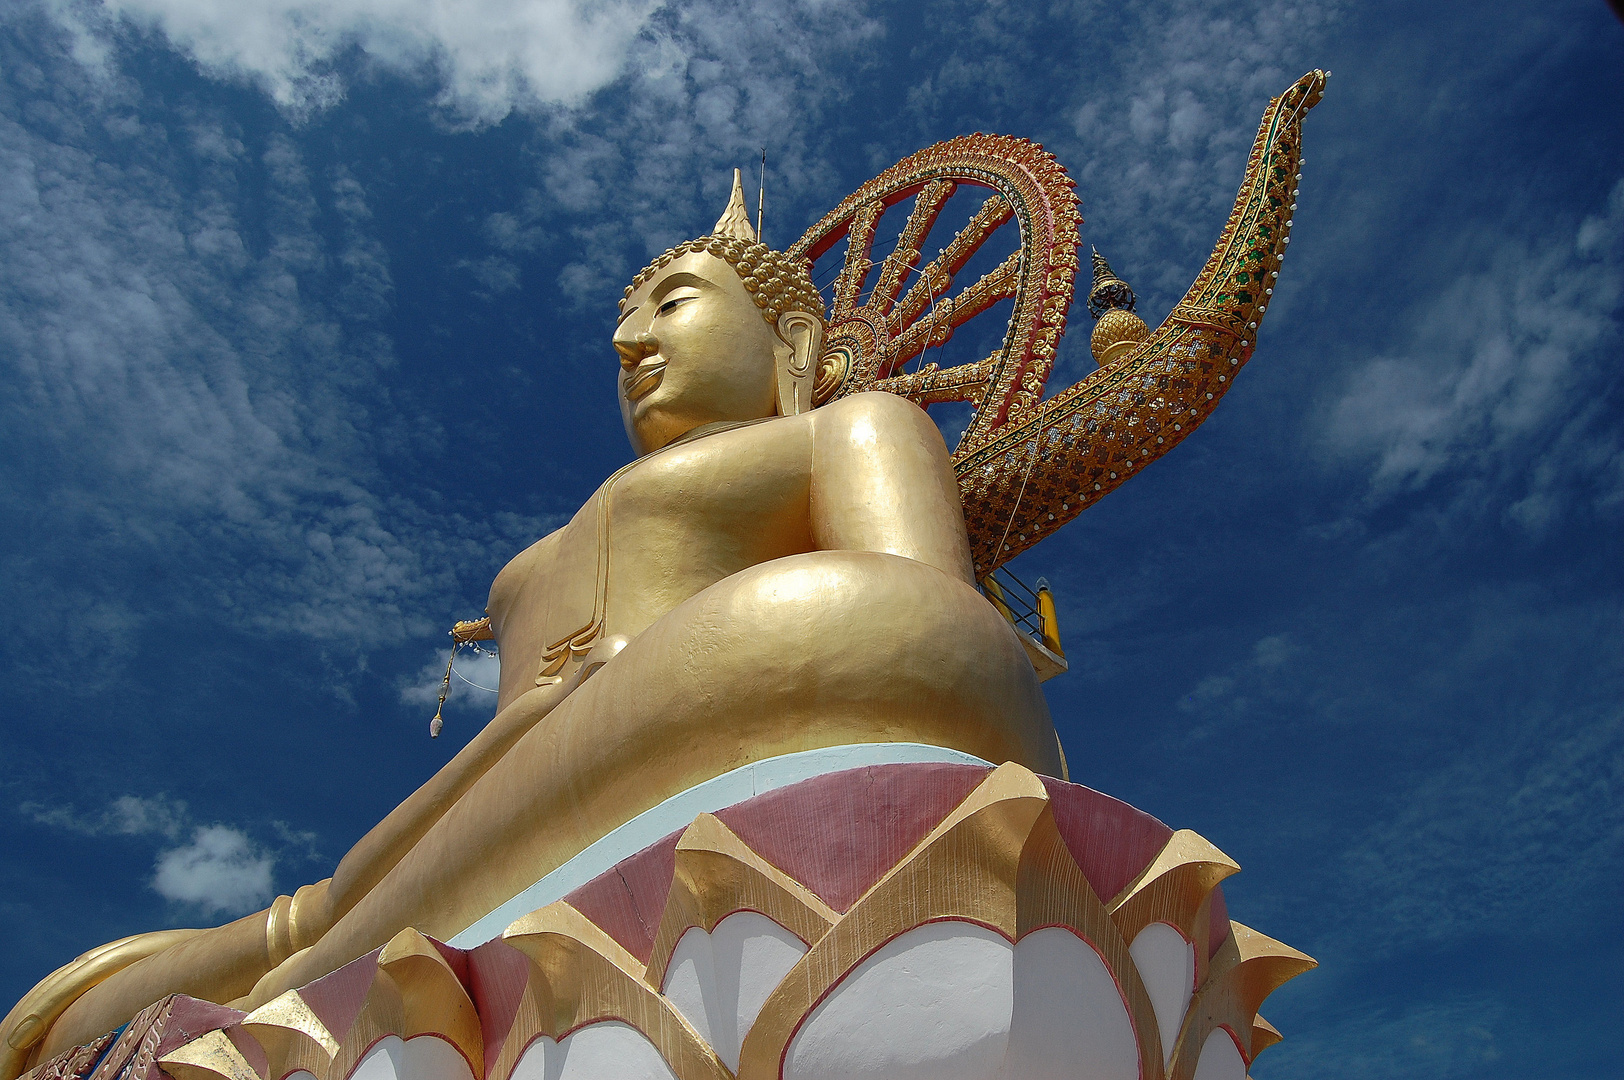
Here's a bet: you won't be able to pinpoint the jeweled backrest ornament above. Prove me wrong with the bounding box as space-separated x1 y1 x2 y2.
795 69 1328 573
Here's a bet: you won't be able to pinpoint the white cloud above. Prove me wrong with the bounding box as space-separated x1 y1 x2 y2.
43 0 660 124
1323 178 1624 524
22 791 324 912
151 824 275 915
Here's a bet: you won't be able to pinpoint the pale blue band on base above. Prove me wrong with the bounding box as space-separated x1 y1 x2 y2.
447 742 993 948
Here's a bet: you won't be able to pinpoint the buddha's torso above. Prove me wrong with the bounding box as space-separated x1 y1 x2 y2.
488 414 816 710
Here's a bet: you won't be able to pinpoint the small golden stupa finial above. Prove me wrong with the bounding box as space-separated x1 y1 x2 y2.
1086 246 1149 366
1087 247 1137 316
712 168 759 242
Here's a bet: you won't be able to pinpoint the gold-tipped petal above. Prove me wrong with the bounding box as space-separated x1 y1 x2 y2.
1251 1013 1283 1057
239 990 338 1079
1015 805 1166 1080
1109 830 1241 911
1108 829 1241 954
321 962 405 1080
503 902 728 1080
503 902 646 983
1167 920 1315 1078
646 813 838 990
1224 922 1317 1018
376 930 482 1077
157 1030 261 1080
737 762 1050 1080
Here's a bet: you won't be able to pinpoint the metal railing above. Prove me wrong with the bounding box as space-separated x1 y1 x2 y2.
979 566 1062 656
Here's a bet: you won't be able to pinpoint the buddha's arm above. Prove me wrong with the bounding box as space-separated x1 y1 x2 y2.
323 529 598 922
322 673 581 925
810 391 976 584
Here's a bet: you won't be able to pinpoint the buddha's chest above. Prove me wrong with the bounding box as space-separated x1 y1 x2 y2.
607 437 815 592
488 422 813 705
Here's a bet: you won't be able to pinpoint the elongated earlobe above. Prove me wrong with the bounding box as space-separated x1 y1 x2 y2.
774 311 824 416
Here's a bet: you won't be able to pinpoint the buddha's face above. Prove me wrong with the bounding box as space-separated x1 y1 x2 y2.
615 251 814 455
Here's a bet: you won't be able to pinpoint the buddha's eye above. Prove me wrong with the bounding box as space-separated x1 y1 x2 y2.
657 295 696 317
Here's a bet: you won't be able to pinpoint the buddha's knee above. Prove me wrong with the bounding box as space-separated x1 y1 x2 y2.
596 551 1059 773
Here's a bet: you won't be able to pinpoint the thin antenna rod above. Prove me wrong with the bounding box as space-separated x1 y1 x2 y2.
757 148 766 242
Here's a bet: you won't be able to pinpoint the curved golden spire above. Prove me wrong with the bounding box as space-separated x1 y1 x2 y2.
952 69 1329 570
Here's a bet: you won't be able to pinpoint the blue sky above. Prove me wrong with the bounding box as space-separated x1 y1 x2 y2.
1 0 1620 1074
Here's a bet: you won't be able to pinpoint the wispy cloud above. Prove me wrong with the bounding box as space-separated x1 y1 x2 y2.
1174 632 1307 739
1170 583 1624 956
525 0 880 303
271 820 322 862
1059 0 1344 281
1340 701 1624 946
0 19 551 693
39 0 660 124
22 793 188 841
1323 178 1624 529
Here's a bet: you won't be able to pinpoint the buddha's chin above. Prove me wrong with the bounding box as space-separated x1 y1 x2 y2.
627 402 689 454
630 391 712 445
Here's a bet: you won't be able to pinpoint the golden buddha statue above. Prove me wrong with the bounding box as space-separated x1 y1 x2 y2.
4 70 1327 1076
4 173 1061 1069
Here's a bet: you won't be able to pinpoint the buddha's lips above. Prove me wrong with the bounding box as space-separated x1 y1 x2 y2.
624 361 665 401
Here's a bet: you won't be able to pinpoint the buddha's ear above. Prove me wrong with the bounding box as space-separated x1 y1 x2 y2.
774 311 824 417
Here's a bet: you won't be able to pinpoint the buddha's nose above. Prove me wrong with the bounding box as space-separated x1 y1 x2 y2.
614 332 658 369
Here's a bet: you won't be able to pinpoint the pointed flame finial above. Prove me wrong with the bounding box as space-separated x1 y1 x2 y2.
713 168 758 242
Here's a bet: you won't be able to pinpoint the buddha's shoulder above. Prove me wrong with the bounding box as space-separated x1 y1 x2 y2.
812 390 937 438
657 399 931 461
